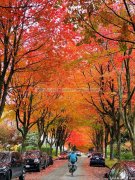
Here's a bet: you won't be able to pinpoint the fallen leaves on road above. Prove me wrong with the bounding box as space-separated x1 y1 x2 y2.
25 160 67 180
82 158 109 180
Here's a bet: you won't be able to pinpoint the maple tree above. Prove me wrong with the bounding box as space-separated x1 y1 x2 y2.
8 71 49 151
54 117 72 155
1 0 135 158
90 62 122 159
36 107 63 151
0 0 74 119
64 0 135 158
67 0 135 45
0 0 45 117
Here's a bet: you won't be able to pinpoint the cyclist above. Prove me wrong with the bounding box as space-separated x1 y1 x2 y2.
68 151 77 175
68 151 78 164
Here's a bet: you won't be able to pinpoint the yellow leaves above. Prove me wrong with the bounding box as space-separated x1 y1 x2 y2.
110 91 117 97
0 107 15 123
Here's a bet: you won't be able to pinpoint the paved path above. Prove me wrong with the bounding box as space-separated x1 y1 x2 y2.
40 157 109 180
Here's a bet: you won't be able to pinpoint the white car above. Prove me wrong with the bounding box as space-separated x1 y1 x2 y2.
87 152 92 158
76 151 82 156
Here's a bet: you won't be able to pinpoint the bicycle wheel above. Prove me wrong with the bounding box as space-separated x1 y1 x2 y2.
71 171 73 176
71 165 74 176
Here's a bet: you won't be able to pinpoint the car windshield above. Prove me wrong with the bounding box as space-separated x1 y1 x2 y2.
24 151 40 156
92 153 102 157
0 152 10 163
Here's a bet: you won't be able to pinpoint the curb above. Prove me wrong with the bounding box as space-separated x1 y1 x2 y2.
105 165 110 169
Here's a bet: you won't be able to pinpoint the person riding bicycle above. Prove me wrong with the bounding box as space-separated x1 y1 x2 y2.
68 151 78 164
68 151 78 175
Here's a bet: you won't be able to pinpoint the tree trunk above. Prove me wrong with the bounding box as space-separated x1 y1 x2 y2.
110 139 114 160
55 144 58 156
101 130 104 153
60 145 62 153
49 144 53 156
38 143 42 151
38 138 44 151
105 142 107 159
62 144 64 152
21 134 27 153
105 128 109 158
116 129 121 160
38 132 46 151
131 138 135 159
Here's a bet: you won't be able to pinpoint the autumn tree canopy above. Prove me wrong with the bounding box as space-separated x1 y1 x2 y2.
1 0 135 158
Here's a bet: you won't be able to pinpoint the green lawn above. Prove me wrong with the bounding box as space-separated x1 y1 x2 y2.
105 158 118 168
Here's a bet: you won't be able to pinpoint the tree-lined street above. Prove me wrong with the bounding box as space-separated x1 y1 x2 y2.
26 157 109 180
0 1 135 179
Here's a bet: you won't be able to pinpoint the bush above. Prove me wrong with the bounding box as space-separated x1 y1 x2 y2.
41 146 51 153
25 132 38 147
25 145 38 151
121 151 133 160
41 146 58 157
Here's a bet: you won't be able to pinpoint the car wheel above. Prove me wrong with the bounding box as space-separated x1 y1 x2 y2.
6 171 11 180
19 173 25 180
43 161 46 169
19 169 25 180
37 164 41 172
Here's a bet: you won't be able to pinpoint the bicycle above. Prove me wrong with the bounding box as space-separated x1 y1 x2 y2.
68 162 77 176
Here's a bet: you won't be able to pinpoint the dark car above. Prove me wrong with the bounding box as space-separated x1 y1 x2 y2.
23 150 48 172
0 151 25 180
48 156 53 166
58 152 68 160
89 152 105 166
104 161 135 180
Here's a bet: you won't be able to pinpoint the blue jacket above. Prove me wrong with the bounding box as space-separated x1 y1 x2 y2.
68 152 77 163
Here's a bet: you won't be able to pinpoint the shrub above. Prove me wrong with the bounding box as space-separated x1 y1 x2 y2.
25 145 38 151
41 146 52 153
121 151 133 160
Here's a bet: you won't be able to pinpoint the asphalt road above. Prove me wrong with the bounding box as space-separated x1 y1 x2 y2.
40 156 109 180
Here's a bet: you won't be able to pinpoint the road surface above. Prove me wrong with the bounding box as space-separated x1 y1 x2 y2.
26 156 109 180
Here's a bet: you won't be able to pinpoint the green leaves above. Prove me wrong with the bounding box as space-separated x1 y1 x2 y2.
119 42 127 52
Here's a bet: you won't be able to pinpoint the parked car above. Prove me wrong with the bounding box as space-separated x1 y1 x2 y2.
0 151 25 180
87 152 92 158
48 156 53 165
104 161 135 180
76 151 82 156
23 150 48 172
43 152 50 167
89 152 105 166
58 152 68 160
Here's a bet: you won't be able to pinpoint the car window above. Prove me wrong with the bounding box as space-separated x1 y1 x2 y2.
116 167 128 180
92 153 102 158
